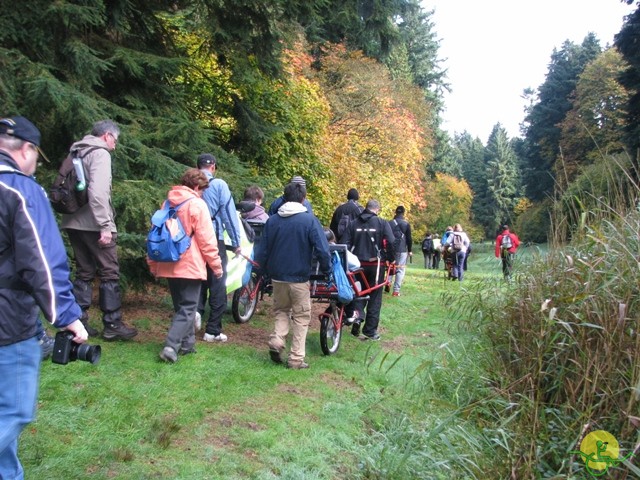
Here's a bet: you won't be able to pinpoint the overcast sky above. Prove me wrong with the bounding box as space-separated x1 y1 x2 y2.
424 0 636 143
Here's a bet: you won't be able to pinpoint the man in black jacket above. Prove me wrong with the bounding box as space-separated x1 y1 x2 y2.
329 188 363 242
341 199 395 341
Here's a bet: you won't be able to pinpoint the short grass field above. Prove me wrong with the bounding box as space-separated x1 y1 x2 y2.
24 243 524 479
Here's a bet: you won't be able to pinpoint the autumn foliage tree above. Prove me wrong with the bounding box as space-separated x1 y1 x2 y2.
312 44 431 222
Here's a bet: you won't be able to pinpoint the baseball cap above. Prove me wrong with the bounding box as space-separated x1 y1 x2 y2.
0 116 49 162
197 153 217 167
0 116 41 146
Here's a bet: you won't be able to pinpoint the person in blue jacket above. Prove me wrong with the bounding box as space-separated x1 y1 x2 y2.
0 116 88 479
197 153 242 343
255 181 330 369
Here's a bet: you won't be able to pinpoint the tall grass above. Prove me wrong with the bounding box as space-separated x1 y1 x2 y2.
458 154 640 477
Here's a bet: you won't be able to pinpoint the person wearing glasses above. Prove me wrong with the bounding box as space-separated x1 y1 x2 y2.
0 116 89 478
60 120 138 341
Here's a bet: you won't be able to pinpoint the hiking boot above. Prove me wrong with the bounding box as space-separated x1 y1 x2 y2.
194 312 202 331
269 348 284 364
39 333 55 361
287 361 309 370
351 322 360 337
103 322 138 341
203 332 228 343
159 346 178 363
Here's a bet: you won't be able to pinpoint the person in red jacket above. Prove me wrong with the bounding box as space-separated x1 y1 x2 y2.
495 225 520 280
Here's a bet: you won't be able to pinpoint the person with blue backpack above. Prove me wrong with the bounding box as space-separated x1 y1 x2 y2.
148 169 223 363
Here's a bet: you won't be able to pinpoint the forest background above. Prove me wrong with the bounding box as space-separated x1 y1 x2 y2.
1 0 640 286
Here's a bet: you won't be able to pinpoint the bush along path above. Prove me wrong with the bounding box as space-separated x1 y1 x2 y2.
25 244 515 479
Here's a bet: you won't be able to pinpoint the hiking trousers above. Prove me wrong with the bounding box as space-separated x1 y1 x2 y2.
269 281 311 364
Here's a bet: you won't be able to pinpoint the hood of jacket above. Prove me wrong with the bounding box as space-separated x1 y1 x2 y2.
278 201 307 217
71 134 110 155
167 185 199 207
358 209 378 223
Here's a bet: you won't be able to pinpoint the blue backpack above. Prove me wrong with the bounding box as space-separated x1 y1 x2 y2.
147 198 194 262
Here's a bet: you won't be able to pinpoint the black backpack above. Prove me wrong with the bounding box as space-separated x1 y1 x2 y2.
391 219 407 251
337 213 352 239
421 237 433 253
49 147 104 214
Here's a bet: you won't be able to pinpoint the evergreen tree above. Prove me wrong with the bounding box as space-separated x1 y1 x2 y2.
454 131 487 231
484 124 520 234
614 4 640 158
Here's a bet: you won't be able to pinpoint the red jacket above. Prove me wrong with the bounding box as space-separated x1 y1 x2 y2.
148 186 223 280
495 230 520 257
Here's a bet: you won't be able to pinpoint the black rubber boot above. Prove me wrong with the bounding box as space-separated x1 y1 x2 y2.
73 280 98 337
100 281 137 340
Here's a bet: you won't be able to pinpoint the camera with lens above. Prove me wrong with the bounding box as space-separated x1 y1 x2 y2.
51 331 101 365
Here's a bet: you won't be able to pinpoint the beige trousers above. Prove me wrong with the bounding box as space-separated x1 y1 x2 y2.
268 281 311 364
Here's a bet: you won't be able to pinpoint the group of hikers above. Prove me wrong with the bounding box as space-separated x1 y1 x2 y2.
420 224 521 281
0 114 525 477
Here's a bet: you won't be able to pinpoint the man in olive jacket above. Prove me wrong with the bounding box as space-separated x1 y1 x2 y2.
61 120 137 341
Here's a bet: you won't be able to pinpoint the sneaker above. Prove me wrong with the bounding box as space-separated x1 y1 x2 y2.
287 361 309 370
269 348 284 364
351 323 360 337
344 313 359 325
392 291 400 297
102 322 138 341
179 347 197 356
362 332 381 341
194 312 202 331
39 333 55 361
159 346 178 363
203 332 228 343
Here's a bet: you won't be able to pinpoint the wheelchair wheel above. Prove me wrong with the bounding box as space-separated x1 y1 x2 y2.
232 276 259 324
319 305 342 355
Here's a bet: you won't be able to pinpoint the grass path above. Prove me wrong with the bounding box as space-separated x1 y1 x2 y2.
23 244 509 479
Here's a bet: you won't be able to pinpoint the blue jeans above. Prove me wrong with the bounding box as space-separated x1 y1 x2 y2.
0 336 40 480
451 251 466 281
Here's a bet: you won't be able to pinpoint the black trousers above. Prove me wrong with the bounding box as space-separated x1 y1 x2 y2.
199 242 228 335
351 263 384 337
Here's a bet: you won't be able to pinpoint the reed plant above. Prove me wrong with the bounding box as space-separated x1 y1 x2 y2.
458 154 640 477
